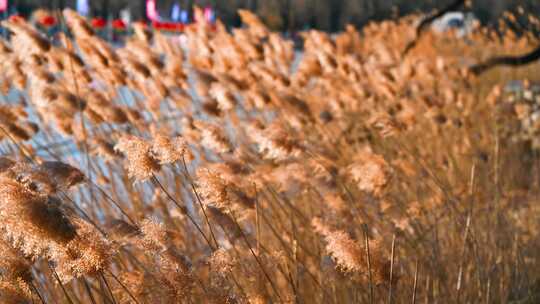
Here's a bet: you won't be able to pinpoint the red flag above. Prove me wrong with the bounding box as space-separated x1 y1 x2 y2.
112 19 126 31
91 17 107 29
39 15 57 27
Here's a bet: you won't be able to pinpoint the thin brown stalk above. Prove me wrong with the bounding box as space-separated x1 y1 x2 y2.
0 124 34 162
50 266 75 304
99 272 117 304
364 224 374 304
29 281 47 304
485 277 490 304
412 260 419 304
179 155 220 249
388 234 396 304
254 183 261 254
88 180 137 226
151 173 216 250
256 195 333 300
456 214 471 301
82 278 98 304
226 206 283 302
106 269 141 304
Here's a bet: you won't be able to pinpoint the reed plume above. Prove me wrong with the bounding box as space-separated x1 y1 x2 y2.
114 134 161 181
0 8 537 303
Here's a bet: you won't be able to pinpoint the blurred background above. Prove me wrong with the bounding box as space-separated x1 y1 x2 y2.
6 0 540 32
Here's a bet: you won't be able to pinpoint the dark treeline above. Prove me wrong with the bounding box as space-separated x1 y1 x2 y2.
11 0 540 32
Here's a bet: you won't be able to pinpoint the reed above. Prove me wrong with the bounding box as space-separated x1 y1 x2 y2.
0 6 539 303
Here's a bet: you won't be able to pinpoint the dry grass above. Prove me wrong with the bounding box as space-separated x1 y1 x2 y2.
0 7 540 303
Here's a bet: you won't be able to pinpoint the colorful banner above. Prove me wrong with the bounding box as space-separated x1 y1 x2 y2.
146 0 159 22
76 0 89 16
0 0 8 13
204 7 215 23
180 10 189 23
171 3 180 22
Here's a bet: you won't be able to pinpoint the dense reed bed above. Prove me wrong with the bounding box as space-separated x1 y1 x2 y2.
1 7 540 303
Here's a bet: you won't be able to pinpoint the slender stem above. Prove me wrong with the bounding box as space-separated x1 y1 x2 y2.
254 183 261 254
0 124 34 162
456 214 472 301
82 278 98 304
29 281 47 304
99 271 118 304
89 180 137 226
388 234 396 304
50 266 75 304
364 224 374 304
180 156 219 248
485 277 490 304
151 173 215 250
412 260 419 304
226 206 283 302
106 269 141 304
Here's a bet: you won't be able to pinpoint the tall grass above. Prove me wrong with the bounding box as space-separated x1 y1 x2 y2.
0 7 540 303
